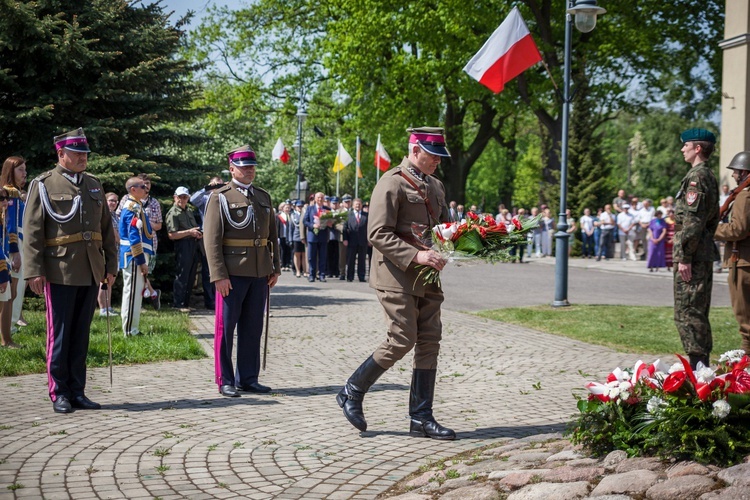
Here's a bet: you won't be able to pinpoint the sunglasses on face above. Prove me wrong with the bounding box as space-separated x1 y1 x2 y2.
0 196 8 202
131 184 148 190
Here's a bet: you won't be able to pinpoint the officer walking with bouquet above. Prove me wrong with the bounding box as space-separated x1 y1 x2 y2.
336 127 455 439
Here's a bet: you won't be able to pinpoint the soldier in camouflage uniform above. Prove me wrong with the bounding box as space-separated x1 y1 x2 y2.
673 128 720 369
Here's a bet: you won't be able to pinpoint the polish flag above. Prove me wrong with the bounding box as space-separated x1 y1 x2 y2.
374 134 391 172
271 137 290 164
463 7 542 93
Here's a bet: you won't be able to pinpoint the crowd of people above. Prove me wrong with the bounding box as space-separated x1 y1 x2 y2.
2 124 748 427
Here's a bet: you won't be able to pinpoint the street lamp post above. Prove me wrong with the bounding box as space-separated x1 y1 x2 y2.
295 98 307 200
553 0 606 307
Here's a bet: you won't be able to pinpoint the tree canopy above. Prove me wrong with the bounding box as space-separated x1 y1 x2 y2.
0 0 202 194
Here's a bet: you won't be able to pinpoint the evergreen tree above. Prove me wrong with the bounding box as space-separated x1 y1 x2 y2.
0 0 203 194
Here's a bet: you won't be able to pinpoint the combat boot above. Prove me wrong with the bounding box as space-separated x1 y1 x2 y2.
336 355 386 432
689 353 710 370
408 369 456 440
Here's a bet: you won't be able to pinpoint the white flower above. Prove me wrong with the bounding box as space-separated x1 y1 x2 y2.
712 400 731 419
668 362 685 374
719 350 746 364
647 396 667 414
695 367 716 384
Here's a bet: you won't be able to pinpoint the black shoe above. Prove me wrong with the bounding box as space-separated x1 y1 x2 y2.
347 279 353 282
359 278 366 282
236 382 272 393
336 355 387 432
319 276 327 282
308 276 315 282
71 395 101 410
339 275 346 280
408 368 456 440
150 289 161 310
219 385 240 397
53 396 73 414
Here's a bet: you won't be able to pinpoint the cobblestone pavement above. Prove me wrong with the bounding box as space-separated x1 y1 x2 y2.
0 261 715 499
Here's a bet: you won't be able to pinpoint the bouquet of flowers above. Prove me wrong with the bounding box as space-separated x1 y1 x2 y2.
413 212 541 286
569 349 750 465
319 209 348 226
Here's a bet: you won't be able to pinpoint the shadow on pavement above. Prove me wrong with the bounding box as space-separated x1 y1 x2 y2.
267 383 408 397
105 397 280 412
359 423 567 440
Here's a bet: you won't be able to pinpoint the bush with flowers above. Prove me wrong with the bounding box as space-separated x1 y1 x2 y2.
568 349 750 465
414 212 541 286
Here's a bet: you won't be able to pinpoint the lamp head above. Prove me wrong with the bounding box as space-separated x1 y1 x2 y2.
567 0 606 33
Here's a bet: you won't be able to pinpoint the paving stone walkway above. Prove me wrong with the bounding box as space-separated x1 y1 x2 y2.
0 265 674 499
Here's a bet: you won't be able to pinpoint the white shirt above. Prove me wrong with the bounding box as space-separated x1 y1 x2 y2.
599 211 615 229
638 206 655 225
617 211 635 232
580 215 595 234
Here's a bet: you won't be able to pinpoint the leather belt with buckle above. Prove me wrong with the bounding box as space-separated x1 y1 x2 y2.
45 231 102 246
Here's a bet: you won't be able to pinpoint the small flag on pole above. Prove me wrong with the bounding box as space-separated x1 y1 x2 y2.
332 140 353 172
356 137 363 178
271 138 290 164
463 7 542 93
374 134 391 172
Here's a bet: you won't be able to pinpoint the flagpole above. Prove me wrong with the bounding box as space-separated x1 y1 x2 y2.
355 136 360 200
376 134 381 182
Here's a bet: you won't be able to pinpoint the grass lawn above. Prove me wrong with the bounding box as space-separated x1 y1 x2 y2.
0 309 206 377
476 305 740 359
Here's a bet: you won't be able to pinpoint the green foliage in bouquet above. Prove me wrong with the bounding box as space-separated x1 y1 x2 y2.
568 398 648 458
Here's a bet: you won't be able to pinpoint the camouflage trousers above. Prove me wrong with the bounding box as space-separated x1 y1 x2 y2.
674 260 713 356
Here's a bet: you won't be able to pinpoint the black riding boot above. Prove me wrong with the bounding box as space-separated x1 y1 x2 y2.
689 353 710 370
409 369 456 440
336 355 386 432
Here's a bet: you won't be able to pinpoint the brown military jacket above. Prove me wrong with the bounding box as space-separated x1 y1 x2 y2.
203 182 280 281
368 158 450 297
23 165 118 286
673 162 720 263
715 187 750 268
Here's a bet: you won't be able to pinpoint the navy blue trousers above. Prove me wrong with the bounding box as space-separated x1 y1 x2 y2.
45 282 99 401
307 240 327 279
214 275 267 388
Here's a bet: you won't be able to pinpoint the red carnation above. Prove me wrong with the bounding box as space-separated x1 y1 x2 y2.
512 217 523 231
484 214 496 226
467 211 479 221
662 371 688 393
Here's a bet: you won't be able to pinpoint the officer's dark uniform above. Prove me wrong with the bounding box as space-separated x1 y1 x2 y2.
203 145 280 397
23 128 118 413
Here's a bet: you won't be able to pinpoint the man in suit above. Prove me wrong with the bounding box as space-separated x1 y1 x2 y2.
336 127 455 440
303 191 332 282
24 128 118 413
343 198 368 282
203 145 280 397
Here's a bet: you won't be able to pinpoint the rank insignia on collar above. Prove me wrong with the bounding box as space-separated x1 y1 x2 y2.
686 191 698 205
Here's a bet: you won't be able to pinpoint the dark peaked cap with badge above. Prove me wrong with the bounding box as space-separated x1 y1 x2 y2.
228 145 258 167
407 127 451 157
54 127 91 153
680 128 717 144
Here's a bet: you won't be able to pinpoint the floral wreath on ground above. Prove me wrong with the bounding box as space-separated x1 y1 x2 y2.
568 349 750 466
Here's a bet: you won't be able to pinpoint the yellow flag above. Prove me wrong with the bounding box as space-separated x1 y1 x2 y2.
332 140 353 172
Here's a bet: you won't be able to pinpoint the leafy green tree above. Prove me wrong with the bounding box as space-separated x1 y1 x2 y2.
186 0 723 206
0 0 202 194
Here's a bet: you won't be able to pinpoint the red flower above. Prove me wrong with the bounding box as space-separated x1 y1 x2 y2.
726 369 750 394
512 217 523 231
662 371 688 393
476 226 487 238
467 211 479 221
484 214 496 226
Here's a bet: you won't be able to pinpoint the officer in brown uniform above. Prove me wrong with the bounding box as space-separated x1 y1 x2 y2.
24 128 118 413
203 145 280 398
336 127 455 440
673 128 720 369
714 151 750 354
